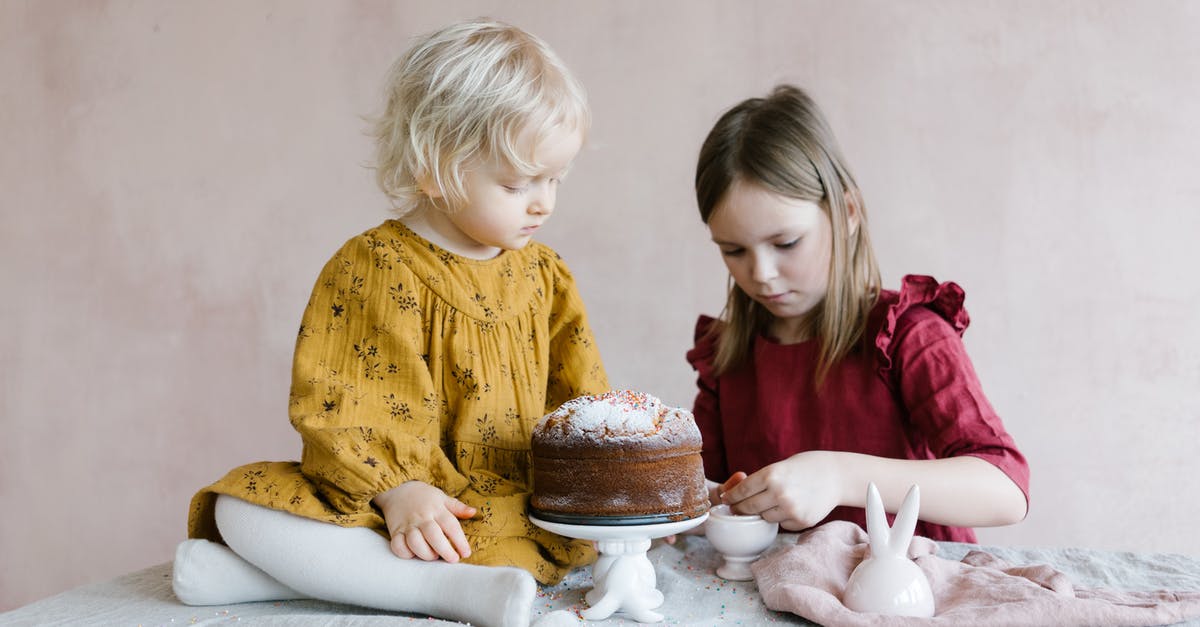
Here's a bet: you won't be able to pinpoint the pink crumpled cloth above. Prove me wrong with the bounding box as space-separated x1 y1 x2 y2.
752 521 1200 626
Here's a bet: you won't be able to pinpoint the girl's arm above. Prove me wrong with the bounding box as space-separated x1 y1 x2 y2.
831 452 1027 525
722 450 1027 530
290 233 470 516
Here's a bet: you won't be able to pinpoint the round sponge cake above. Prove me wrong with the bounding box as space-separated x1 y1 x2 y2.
530 390 708 524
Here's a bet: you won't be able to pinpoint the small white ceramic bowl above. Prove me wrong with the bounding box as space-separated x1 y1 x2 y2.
705 504 779 581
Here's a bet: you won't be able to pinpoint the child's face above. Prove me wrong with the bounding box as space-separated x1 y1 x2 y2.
433 124 583 258
707 178 834 334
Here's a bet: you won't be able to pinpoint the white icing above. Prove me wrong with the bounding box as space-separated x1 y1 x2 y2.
535 390 694 442
562 394 658 433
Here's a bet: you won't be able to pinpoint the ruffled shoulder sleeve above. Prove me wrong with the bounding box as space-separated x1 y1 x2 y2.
874 275 971 374
685 315 721 380
685 315 729 480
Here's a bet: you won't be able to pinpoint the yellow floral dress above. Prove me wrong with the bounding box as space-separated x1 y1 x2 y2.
188 220 609 584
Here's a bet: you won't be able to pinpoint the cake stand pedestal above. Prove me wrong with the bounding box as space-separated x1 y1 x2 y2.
530 513 708 623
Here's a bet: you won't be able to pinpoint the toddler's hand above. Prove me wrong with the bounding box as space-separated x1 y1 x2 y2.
372 481 477 563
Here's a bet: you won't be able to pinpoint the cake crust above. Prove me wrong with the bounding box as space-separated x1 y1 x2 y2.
530 391 708 523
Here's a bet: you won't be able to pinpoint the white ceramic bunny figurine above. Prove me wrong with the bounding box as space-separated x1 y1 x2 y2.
583 538 664 622
842 483 935 617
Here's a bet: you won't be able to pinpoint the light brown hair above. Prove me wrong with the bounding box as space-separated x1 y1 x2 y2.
695 85 881 385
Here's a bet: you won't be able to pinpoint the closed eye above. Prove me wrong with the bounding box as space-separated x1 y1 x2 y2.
719 247 745 257
776 238 800 250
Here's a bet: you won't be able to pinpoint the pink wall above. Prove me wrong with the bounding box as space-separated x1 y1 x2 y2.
4 1 1199 610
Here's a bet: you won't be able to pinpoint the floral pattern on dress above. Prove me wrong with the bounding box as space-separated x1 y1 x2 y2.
188 219 608 584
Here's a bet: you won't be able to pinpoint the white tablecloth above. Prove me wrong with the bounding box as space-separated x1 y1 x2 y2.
4 534 1199 626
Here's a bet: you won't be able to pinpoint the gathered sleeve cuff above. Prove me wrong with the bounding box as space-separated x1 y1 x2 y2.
288 234 470 516
686 315 730 482
877 275 1031 507
544 252 609 412
295 418 472 515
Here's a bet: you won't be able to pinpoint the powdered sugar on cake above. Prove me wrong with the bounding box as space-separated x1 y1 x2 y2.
535 390 698 444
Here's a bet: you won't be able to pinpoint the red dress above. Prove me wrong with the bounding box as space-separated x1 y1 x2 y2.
686 275 1030 542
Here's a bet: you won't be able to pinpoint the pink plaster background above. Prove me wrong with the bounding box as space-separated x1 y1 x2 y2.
3 0 1199 610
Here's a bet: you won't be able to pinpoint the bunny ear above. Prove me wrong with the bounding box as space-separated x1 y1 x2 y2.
864 482 890 556
889 484 921 556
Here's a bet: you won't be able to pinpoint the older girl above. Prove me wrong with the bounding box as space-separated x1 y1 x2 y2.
689 85 1029 542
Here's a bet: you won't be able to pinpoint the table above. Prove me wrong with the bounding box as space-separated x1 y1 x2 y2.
4 534 1199 626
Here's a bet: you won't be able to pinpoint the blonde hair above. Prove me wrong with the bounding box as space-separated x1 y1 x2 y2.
695 85 881 386
371 19 590 215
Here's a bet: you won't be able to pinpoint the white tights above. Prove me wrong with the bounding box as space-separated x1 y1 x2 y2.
171 495 537 627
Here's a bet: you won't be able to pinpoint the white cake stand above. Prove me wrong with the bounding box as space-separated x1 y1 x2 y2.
530 513 708 623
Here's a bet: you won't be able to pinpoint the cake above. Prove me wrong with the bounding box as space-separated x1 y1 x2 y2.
529 390 708 524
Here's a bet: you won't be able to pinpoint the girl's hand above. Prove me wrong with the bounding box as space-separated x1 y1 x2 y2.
722 451 843 531
711 471 748 505
665 472 751 544
372 481 477 563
